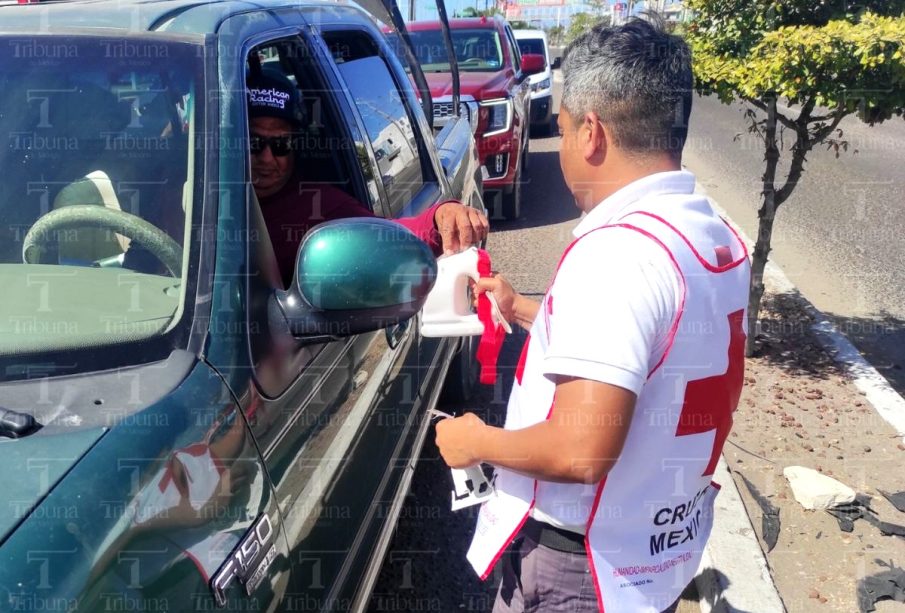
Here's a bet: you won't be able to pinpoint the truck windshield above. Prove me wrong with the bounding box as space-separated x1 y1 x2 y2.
407 28 503 72
0 35 205 377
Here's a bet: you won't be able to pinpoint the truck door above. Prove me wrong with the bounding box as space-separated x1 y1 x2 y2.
236 28 447 610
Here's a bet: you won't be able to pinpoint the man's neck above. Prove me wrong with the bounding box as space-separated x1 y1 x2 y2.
582 155 681 214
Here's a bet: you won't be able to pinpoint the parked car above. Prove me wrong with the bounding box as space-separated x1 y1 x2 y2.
406 16 546 220
514 29 555 136
0 0 483 610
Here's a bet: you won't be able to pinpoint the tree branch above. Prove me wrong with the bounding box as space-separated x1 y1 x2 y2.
774 97 817 205
808 104 846 147
775 133 808 205
775 102 849 208
744 95 799 133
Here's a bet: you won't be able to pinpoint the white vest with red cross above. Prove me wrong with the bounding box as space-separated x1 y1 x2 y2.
467 193 750 612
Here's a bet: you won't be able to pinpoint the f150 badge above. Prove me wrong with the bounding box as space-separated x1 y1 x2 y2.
210 513 277 607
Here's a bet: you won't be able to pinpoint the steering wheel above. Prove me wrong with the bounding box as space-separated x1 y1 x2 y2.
459 58 485 66
22 205 183 277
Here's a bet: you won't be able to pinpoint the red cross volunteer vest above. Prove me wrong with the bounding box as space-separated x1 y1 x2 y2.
467 197 750 612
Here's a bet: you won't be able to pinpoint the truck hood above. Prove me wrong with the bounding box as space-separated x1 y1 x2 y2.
0 427 106 544
424 71 514 100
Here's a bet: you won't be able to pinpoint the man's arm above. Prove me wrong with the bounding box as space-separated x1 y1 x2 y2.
438 230 682 484
436 377 635 484
397 201 489 256
303 189 486 256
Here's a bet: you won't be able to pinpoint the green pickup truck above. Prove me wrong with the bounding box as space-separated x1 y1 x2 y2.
0 0 483 610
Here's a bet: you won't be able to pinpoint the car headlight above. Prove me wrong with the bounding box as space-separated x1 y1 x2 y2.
479 98 512 137
532 77 551 92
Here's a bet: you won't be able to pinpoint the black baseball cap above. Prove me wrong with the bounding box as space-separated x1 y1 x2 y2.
246 69 305 127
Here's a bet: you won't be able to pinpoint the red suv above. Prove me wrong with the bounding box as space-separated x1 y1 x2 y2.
407 16 545 219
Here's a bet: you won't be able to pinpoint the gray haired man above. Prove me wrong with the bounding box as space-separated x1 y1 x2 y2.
436 16 751 613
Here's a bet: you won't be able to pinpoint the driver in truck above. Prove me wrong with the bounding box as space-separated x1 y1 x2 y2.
247 70 489 286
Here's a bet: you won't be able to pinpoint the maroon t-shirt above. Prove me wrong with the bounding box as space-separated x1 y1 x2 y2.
259 178 442 286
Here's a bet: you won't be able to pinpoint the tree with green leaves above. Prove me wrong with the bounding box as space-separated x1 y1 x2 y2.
685 1 905 355
546 24 565 45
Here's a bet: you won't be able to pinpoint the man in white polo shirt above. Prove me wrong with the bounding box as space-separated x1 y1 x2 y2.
436 15 751 613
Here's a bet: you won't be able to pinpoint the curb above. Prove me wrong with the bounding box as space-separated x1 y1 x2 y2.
764 263 905 443
691 185 905 612
695 459 786 613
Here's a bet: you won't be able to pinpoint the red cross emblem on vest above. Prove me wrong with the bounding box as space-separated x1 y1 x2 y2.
676 309 746 476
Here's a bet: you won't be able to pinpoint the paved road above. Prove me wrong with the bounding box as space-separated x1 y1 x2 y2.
684 96 905 392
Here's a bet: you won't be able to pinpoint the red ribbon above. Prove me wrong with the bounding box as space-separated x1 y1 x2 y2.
475 249 506 385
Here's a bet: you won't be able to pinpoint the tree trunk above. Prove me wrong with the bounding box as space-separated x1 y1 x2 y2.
746 96 781 357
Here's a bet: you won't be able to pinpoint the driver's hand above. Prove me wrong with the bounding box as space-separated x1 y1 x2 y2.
434 201 489 255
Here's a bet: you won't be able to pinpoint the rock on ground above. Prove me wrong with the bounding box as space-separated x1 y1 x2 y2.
783 465 857 510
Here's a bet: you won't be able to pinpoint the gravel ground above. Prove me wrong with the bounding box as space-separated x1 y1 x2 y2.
723 284 905 613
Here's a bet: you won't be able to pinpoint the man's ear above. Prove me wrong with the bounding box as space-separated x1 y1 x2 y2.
581 112 607 163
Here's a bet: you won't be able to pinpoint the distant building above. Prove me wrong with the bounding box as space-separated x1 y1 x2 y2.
499 0 611 29
495 0 684 30
612 0 688 24
662 0 689 22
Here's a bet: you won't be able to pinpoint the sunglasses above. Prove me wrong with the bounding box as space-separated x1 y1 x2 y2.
250 134 297 157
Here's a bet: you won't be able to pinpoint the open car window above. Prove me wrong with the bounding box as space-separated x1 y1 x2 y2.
0 35 204 368
247 42 377 211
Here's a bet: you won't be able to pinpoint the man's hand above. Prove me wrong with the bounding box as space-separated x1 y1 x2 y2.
434 201 489 255
474 274 518 323
436 380 636 484
435 412 486 469
474 274 540 331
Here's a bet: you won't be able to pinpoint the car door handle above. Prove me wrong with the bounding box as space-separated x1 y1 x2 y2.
386 318 411 349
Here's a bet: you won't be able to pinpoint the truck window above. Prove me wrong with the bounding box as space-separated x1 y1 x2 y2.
405 29 504 72
517 37 547 63
323 30 432 217
246 41 377 217
0 36 204 373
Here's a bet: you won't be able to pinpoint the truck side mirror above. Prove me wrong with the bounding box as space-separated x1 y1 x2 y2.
276 218 437 341
520 53 546 76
